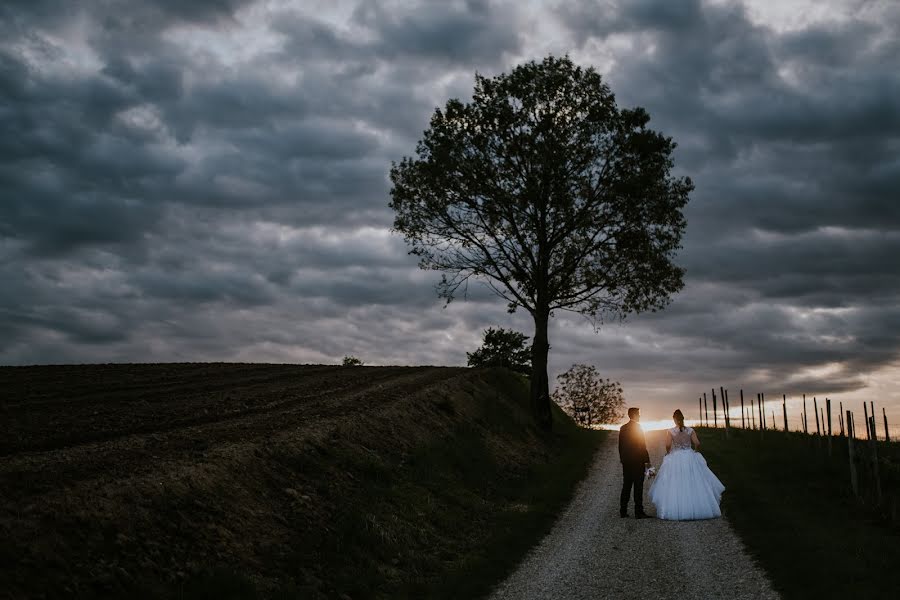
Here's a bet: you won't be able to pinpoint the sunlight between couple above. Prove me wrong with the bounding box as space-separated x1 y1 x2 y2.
619 408 725 520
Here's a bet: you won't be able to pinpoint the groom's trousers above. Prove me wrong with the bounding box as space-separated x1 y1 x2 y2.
620 463 646 514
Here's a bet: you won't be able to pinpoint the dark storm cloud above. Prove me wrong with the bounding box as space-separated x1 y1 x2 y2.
0 50 177 255
353 0 521 64
549 0 900 397
0 0 524 262
1 0 899 415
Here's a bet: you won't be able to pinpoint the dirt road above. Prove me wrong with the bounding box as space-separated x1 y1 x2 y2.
490 431 780 600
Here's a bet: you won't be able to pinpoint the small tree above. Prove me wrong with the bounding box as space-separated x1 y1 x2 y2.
342 355 364 367
466 327 532 374
552 364 625 428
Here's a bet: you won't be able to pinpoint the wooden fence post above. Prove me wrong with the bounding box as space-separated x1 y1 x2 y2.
713 389 718 428
699 397 703 426
772 411 776 430
826 398 833 457
870 416 882 504
782 394 789 432
762 393 767 431
740 389 745 429
839 401 844 436
847 411 858 497
864 402 870 441
803 394 808 434
723 387 730 438
756 393 760 430
751 395 756 430
884 407 891 443
814 397 820 435
758 393 765 435
704 392 708 427
871 401 876 439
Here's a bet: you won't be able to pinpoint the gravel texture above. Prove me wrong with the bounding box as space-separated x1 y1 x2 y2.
490 430 781 600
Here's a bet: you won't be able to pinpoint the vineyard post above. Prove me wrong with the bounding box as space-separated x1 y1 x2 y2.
826 398 833 457
704 392 708 427
723 387 730 439
814 397 820 435
814 397 821 452
761 393 767 431
847 411 858 497
751 395 756 430
758 393 764 437
864 402 870 441
782 394 788 433
870 416 882 504
803 394 808 434
712 389 717 428
870 401 877 439
884 407 891 443
839 401 844 436
740 389 745 429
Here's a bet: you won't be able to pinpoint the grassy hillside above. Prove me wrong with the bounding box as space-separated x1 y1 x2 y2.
277 369 605 600
697 426 900 600
1 365 604 599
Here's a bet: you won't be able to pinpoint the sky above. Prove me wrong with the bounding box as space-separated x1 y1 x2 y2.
2 0 899 429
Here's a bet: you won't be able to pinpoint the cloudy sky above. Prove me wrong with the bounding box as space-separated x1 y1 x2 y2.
2 0 899 427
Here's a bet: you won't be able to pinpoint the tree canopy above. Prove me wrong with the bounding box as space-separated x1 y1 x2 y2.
390 55 691 429
466 327 531 374
552 364 625 428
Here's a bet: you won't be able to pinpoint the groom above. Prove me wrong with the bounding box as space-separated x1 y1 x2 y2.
619 407 650 519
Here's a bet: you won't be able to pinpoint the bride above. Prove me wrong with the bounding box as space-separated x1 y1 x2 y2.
649 409 725 520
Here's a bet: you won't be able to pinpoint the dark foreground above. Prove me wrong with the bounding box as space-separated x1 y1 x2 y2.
0 364 602 599
698 426 900 600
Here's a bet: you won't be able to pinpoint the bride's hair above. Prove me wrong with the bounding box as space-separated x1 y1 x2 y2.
673 409 685 432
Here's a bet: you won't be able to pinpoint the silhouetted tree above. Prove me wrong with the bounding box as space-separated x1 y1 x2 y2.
390 55 691 429
552 364 625 428
466 327 531 374
341 355 364 366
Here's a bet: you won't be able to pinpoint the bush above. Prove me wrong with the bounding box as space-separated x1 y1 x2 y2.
342 355 364 367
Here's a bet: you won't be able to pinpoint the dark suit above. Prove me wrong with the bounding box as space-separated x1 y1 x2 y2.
619 419 650 515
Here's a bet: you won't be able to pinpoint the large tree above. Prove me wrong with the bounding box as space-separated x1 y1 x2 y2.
390 56 692 430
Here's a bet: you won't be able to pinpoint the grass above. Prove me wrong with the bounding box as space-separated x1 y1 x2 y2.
179 369 605 599
427 412 605 599
307 374 605 600
697 426 900 599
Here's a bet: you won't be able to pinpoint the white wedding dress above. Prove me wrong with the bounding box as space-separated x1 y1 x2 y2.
649 426 725 520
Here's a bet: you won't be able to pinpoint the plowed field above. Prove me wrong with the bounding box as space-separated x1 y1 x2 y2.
0 363 468 599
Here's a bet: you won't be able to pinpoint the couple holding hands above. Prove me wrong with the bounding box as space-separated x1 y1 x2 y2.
619 407 725 520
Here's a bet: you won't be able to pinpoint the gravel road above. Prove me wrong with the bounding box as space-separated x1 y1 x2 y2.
490 430 780 600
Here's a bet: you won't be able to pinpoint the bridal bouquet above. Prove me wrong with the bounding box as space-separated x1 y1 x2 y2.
645 466 657 478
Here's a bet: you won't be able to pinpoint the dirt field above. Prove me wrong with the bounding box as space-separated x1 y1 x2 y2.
0 363 469 599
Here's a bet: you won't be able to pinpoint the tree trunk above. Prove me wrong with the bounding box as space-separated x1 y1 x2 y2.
531 309 552 431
